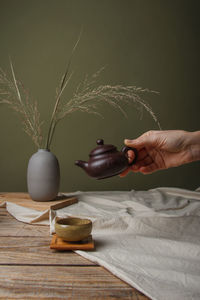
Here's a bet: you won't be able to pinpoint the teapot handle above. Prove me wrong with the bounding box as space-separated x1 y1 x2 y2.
121 146 138 166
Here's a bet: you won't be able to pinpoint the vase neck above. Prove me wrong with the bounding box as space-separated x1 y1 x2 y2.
38 149 50 152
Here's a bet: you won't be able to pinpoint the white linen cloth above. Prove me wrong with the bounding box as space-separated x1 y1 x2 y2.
1 187 200 300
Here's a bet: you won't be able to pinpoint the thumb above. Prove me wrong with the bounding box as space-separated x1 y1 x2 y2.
124 138 144 150
124 132 156 150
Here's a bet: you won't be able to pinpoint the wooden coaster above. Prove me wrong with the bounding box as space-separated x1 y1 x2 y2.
50 234 95 251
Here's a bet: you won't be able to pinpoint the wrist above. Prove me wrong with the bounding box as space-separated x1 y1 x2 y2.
186 131 200 162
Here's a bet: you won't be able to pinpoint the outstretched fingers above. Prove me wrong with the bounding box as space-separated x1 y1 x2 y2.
132 155 153 169
139 163 159 174
120 148 152 177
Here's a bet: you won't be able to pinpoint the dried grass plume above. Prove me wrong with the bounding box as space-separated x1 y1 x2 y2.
0 40 161 149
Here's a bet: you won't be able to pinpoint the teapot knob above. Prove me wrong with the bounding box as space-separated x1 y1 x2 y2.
96 139 104 145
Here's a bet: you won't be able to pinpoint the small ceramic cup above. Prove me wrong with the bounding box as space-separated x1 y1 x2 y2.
55 217 92 242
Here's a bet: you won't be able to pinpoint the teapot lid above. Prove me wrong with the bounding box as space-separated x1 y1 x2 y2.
89 139 117 156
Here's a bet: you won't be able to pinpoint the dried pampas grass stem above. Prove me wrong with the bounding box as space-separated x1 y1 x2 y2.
0 63 43 148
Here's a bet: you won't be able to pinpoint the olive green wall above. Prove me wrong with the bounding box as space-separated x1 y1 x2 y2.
0 0 199 192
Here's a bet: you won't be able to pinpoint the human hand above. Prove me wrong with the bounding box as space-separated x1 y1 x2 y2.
120 130 200 176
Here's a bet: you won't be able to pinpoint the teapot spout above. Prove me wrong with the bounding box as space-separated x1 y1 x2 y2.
75 160 89 171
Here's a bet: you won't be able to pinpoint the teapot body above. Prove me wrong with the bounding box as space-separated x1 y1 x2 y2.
87 151 129 179
75 139 137 180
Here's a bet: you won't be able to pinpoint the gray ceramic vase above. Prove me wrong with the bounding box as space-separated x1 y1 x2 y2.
27 149 60 201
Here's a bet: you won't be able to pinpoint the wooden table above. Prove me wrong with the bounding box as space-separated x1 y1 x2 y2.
0 193 150 299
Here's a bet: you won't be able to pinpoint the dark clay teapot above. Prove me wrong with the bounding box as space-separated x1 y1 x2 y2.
75 139 138 179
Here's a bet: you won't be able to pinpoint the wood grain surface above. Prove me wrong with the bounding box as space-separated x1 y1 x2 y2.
0 193 151 299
